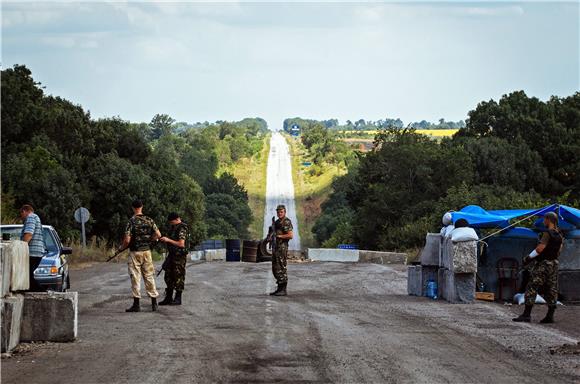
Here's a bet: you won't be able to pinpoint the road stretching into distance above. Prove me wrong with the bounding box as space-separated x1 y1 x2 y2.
263 131 301 250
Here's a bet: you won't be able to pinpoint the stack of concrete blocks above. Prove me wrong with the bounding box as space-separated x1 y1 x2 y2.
408 233 440 296
439 239 477 303
20 292 78 342
1 241 29 353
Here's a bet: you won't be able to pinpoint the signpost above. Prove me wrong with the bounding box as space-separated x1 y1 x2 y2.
74 207 90 247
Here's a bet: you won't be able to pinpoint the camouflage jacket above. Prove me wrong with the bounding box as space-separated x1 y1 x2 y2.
274 217 293 244
167 222 189 256
125 214 159 251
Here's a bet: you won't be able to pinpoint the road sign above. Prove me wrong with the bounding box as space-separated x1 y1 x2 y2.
74 207 90 223
74 207 90 247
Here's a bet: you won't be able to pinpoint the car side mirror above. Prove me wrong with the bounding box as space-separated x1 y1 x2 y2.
61 247 73 255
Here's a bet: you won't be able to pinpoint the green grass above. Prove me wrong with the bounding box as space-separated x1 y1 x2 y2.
223 134 271 239
285 134 345 248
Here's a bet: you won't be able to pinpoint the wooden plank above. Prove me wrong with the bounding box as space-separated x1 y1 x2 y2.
476 292 495 302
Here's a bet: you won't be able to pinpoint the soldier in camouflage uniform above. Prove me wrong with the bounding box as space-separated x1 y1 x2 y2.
119 200 161 313
514 211 563 323
270 205 293 297
159 212 189 306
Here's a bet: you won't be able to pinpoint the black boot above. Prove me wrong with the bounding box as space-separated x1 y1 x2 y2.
269 285 280 296
273 283 287 296
171 291 182 305
159 289 174 306
151 297 158 312
513 304 532 322
126 298 140 312
540 305 556 324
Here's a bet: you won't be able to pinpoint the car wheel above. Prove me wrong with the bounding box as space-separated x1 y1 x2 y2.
66 274 71 291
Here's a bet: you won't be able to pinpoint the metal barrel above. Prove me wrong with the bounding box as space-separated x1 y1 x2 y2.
242 240 259 263
225 239 241 262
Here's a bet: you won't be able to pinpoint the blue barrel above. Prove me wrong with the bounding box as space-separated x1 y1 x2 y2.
226 239 241 262
426 280 438 300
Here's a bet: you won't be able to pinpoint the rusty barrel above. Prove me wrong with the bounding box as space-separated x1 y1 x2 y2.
242 240 259 263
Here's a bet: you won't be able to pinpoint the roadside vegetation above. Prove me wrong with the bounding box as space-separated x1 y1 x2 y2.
287 91 580 251
1 65 269 250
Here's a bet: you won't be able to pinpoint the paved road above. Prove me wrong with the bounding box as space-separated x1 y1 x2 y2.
3 261 578 384
263 132 301 250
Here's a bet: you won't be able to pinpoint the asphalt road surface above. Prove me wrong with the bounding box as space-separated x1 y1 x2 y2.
3 261 578 384
263 132 301 250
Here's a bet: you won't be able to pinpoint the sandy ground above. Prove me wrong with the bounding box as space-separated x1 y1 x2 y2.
263 132 301 250
2 261 579 384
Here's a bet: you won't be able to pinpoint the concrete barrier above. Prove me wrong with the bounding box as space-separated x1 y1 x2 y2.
1 294 23 352
560 239 580 270
189 250 204 261
204 249 226 262
419 233 441 266
20 292 78 342
1 243 13 297
441 239 477 274
1 241 30 292
440 269 475 304
306 248 359 262
359 250 407 265
407 266 422 296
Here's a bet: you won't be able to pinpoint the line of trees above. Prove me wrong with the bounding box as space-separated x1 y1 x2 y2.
312 91 580 250
283 117 465 132
1 65 269 245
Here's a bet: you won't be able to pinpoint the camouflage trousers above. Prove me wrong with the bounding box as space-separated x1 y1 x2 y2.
272 242 289 284
524 259 559 306
128 250 159 299
164 253 187 292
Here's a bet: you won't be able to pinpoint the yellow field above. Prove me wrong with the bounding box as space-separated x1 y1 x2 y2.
339 129 459 137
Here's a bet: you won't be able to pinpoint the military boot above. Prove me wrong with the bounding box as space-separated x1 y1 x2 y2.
273 283 287 296
171 291 182 305
151 297 158 312
159 289 174 306
512 304 532 322
126 298 140 312
540 305 556 324
269 285 280 296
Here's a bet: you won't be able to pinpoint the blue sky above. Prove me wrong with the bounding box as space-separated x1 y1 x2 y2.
2 1 578 129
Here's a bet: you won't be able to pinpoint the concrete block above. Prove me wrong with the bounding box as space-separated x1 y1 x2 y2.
559 270 580 303
0 241 29 292
307 248 359 262
1 294 23 352
359 250 407 265
443 270 475 304
559 239 580 270
407 266 422 296
20 292 78 342
438 268 448 300
203 249 226 262
420 265 439 297
441 238 477 273
419 233 441 266
1 243 13 297
189 250 204 261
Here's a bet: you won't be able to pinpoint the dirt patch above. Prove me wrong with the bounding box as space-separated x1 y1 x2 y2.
551 342 580 355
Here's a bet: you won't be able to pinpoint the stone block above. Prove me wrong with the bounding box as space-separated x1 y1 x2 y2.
419 233 441 266
189 250 204 261
441 238 477 273
307 248 359 262
443 270 475 304
0 241 29 293
203 249 226 262
438 268 448 300
20 292 78 342
407 266 422 296
559 239 580 270
1 243 13 297
559 270 580 303
1 294 23 352
359 250 407 265
420 265 439 297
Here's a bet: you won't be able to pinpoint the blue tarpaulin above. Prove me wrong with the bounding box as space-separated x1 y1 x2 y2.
451 204 580 230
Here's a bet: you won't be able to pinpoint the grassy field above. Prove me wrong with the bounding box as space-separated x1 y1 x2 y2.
286 135 345 248
223 134 271 239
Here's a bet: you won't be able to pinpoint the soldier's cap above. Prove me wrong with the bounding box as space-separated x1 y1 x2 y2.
132 199 143 209
167 212 180 221
276 205 286 211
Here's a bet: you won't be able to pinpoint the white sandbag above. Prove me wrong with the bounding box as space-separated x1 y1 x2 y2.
513 293 563 305
444 225 455 238
451 227 479 242
442 212 453 226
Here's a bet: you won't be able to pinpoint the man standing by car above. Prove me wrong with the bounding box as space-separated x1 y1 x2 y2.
118 200 160 313
513 211 563 323
158 212 189 306
20 204 46 291
269 205 293 297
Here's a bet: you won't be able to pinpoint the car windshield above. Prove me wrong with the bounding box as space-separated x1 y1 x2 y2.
0 227 59 253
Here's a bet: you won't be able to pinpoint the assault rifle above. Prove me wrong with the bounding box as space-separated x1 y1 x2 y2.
260 216 277 257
